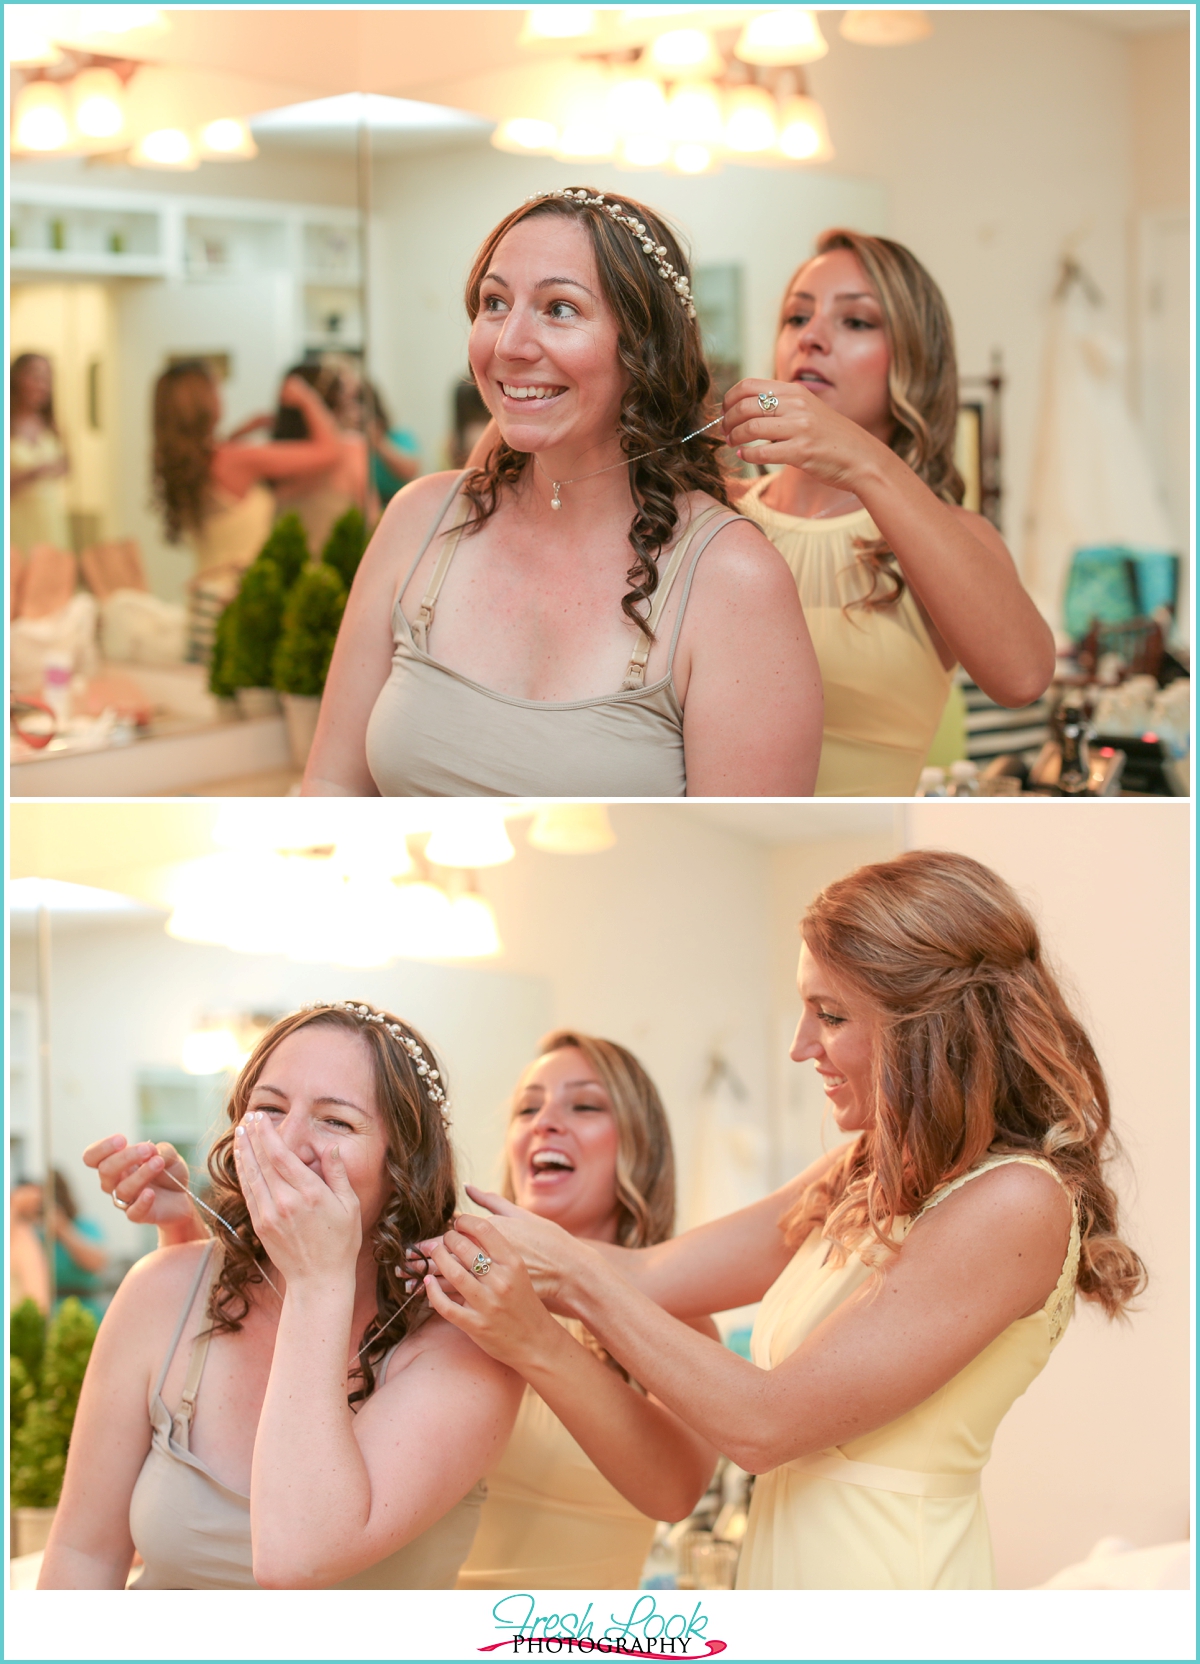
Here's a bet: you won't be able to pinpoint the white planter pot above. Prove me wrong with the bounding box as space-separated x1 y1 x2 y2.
281 693 322 769
12 1505 57 1557
234 686 280 720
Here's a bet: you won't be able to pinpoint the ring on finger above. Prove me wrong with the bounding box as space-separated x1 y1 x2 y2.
471 1251 492 1277
757 390 780 414
112 1194 129 1211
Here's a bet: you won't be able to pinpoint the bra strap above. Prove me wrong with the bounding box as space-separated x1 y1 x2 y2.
410 481 474 653
152 1239 216 1403
663 510 747 677
170 1243 221 1451
620 506 729 692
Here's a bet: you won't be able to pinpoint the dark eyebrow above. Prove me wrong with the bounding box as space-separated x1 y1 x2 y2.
251 1084 367 1115
481 271 597 301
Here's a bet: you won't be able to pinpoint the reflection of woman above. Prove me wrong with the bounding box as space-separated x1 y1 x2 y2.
427 851 1144 1589
48 1170 108 1321
10 353 70 552
723 231 1055 796
43 1003 520 1589
9 1182 50 1315
304 186 821 798
270 362 371 555
152 363 340 644
364 381 421 509
87 1029 717 1591
455 1032 717 1589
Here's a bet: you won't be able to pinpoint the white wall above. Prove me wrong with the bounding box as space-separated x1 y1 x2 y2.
904 799 1191 1586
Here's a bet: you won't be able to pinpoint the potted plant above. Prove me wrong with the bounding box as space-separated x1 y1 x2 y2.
272 564 348 768
10 1297 98 1558
257 511 310 590
207 599 240 718
321 506 367 594
228 557 286 718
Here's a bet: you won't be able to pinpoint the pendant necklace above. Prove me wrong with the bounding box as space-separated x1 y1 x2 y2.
536 415 723 510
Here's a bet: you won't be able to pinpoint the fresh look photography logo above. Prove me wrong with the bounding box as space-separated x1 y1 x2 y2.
478 1594 728 1658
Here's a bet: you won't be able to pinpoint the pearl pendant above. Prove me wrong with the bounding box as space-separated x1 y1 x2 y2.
551 484 562 510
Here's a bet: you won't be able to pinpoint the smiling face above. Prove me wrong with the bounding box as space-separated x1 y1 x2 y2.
468 212 628 464
506 1046 622 1242
244 1024 391 1235
775 248 893 444
790 942 880 1135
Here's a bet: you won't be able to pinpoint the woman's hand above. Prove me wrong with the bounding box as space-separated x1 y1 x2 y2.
722 377 885 492
421 1216 564 1369
409 1192 590 1311
234 1112 361 1289
82 1134 202 1243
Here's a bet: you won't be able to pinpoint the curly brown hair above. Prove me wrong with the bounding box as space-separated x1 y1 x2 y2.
782 229 964 613
152 361 220 543
204 1003 458 1404
461 189 730 640
780 849 1145 1318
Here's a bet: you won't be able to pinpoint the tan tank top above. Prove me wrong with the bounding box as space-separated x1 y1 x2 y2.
128 1244 485 1589
365 476 743 797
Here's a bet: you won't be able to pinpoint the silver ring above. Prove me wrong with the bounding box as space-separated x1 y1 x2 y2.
471 1251 492 1277
111 1194 129 1211
757 391 780 414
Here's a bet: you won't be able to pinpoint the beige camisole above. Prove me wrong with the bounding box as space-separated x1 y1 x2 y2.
365 477 743 797
128 1244 485 1589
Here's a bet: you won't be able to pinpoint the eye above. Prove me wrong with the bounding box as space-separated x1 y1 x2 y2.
324 1116 353 1133
843 316 878 331
548 299 578 321
571 1100 605 1113
515 1103 539 1118
784 311 810 329
481 293 508 315
817 1010 848 1027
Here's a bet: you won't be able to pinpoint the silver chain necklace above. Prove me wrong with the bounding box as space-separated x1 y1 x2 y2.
535 414 723 510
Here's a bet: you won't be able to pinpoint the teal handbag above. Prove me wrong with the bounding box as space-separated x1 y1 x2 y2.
1064 546 1178 640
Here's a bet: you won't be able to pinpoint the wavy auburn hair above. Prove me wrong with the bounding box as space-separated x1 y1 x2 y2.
503 1030 675 1249
205 1004 457 1403
780 850 1145 1318
462 190 729 640
785 228 964 612
153 361 219 543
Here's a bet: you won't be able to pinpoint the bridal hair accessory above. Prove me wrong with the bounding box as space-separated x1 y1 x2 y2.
535 414 724 510
304 1001 449 1121
526 188 697 319
757 391 780 414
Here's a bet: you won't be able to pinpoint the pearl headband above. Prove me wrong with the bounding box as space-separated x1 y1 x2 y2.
526 188 697 319
303 1001 449 1121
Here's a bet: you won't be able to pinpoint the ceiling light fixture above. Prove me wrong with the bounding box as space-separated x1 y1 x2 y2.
647 27 722 75
724 83 778 153
520 6 597 42
69 66 126 139
14 80 72 151
735 9 828 66
199 117 257 159
131 126 199 169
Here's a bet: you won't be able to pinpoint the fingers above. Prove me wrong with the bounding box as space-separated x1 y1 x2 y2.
108 1147 168 1205
320 1144 355 1201
462 1185 519 1216
450 1214 511 1262
83 1134 127 1170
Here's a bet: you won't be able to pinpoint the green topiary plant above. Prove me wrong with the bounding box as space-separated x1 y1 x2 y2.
255 512 310 590
228 558 286 690
273 564 348 697
10 1298 98 1509
208 598 239 699
321 507 367 594
11 1295 45 1383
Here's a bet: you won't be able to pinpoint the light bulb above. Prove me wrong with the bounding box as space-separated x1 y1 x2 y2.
444 893 502 958
666 79 723 146
14 81 71 152
491 117 558 154
617 132 672 168
555 118 615 161
647 28 720 75
839 10 933 46
80 7 167 34
520 6 596 40
132 127 198 169
424 808 515 869
8 13 63 67
527 804 616 854
70 67 125 139
724 85 778 154
673 142 713 175
607 74 668 139
735 9 828 66
200 117 257 158
778 94 833 162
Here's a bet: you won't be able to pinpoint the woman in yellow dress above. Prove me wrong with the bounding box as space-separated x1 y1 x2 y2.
426 849 1145 1589
86 1028 716 1589
10 352 70 552
723 231 1055 796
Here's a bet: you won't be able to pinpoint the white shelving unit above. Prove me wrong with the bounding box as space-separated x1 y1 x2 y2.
10 180 363 360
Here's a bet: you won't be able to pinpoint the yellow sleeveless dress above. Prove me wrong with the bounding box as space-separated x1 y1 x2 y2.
736 1154 1080 1589
739 478 953 797
456 1320 657 1589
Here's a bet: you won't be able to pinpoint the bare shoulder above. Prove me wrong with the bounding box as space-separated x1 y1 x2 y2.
385 1311 520 1391
912 1160 1072 1256
98 1240 212 1347
680 491 798 602
945 502 1013 558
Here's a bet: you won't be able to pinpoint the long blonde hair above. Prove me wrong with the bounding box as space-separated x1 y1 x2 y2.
780 850 1145 1318
785 228 964 611
503 1030 675 1248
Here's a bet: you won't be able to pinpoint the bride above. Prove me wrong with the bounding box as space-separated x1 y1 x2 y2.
302 186 822 798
